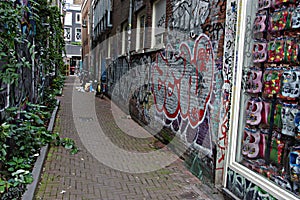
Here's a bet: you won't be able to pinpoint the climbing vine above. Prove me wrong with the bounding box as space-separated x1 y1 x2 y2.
0 0 77 199
0 1 30 85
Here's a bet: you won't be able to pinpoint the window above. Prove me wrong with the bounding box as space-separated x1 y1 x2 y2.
64 27 71 41
63 3 70 11
65 0 73 4
76 13 81 24
65 12 72 26
152 0 166 48
228 0 300 199
107 37 111 58
136 10 146 51
121 22 128 55
92 0 112 36
75 28 81 41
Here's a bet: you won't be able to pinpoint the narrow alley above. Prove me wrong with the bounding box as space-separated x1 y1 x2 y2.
34 76 224 200
2 0 300 199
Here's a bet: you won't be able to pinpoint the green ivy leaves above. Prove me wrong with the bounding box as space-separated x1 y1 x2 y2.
0 0 71 198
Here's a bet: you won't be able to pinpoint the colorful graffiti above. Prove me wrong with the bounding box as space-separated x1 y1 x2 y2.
104 0 229 184
168 0 210 41
111 55 152 112
18 0 35 36
1 0 35 113
152 33 214 130
227 169 276 200
164 0 229 184
214 0 237 184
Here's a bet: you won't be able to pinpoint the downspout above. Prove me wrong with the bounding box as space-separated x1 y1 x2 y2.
128 0 133 62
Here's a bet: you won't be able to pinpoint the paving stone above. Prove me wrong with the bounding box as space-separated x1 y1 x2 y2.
34 76 224 200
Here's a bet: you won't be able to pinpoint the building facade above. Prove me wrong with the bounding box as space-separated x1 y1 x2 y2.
90 0 300 199
81 0 91 74
63 0 82 75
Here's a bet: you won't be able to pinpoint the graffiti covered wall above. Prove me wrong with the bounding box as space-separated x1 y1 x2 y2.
105 0 235 184
214 0 238 185
226 168 276 200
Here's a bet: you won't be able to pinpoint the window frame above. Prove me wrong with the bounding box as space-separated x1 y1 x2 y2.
136 10 146 51
65 12 72 26
75 28 81 42
107 37 111 58
225 1 300 200
64 27 72 42
121 22 128 55
151 0 166 49
76 13 81 24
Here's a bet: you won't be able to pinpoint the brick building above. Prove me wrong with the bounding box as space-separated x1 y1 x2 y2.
63 0 82 75
90 0 226 186
81 0 91 74
90 0 224 187
88 1 300 199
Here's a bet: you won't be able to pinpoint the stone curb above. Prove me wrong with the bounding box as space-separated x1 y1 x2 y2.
22 99 60 200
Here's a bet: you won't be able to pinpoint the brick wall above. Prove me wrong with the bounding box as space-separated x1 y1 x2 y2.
74 0 81 5
81 0 90 63
93 0 228 184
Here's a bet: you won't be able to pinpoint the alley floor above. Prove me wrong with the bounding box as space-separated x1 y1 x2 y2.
34 76 225 200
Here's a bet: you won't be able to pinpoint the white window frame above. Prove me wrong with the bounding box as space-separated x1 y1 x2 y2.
65 12 72 26
151 0 166 49
225 1 300 200
136 10 146 51
65 0 73 4
75 28 81 42
107 37 111 58
121 22 128 55
76 13 81 24
64 27 72 41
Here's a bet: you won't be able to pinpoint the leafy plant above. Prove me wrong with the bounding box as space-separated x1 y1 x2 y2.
70 41 81 46
0 105 78 197
0 1 31 85
7 157 31 173
11 169 33 186
0 178 12 194
60 137 78 155
0 0 75 199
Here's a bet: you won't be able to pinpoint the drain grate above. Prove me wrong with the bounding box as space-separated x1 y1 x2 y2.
78 117 94 122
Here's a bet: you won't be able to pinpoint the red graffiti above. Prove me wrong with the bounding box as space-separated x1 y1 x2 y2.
217 92 230 166
152 34 214 127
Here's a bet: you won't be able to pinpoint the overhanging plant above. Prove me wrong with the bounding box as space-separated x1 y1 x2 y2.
0 0 77 199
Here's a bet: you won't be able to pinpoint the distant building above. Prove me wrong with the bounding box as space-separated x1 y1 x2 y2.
81 0 91 75
63 0 82 75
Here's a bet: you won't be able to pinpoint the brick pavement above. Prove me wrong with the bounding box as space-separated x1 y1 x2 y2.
34 76 225 200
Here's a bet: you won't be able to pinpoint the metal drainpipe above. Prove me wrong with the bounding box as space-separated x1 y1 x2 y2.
128 0 133 63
